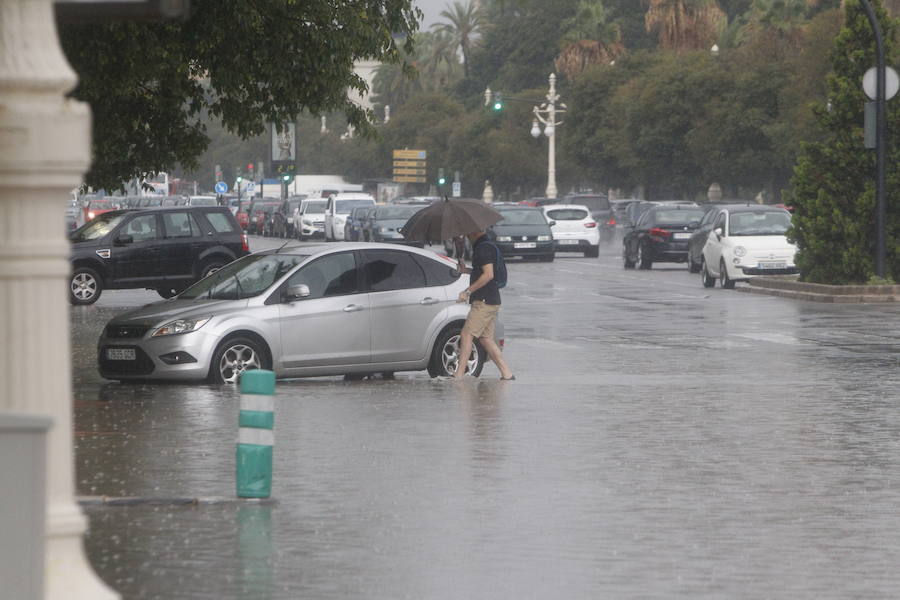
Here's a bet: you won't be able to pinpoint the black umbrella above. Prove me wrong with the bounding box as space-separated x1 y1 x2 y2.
401 198 503 243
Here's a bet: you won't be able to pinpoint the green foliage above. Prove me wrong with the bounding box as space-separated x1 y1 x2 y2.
786 0 900 284
59 0 420 191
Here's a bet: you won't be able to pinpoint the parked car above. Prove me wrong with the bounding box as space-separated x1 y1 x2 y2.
686 204 729 273
68 206 249 305
562 193 615 242
700 205 798 289
623 204 705 269
343 206 371 241
324 193 376 241
542 204 600 257
95 243 503 383
294 198 328 240
83 197 120 223
363 204 427 245
490 205 555 261
186 195 218 207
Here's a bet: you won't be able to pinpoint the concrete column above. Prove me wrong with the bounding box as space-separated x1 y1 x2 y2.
0 1 117 598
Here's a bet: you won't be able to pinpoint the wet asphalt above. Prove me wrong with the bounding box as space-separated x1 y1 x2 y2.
74 235 900 599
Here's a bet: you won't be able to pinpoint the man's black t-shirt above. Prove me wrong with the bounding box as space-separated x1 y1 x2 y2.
470 236 501 305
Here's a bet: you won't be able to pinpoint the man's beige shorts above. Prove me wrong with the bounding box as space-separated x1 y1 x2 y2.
462 300 500 339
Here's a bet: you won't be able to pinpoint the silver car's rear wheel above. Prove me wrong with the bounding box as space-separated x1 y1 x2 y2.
209 336 267 384
428 328 485 377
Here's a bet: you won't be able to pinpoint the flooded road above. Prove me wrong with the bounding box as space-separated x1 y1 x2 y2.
74 238 900 598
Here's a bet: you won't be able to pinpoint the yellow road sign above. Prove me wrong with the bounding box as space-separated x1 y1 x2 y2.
393 168 427 176
394 175 427 183
393 160 427 168
393 149 427 160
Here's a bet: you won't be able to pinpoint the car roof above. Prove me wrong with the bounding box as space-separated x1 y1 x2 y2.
257 242 455 263
541 204 591 211
723 204 790 213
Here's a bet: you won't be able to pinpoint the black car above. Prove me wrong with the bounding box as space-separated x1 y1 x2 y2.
69 206 249 305
491 205 555 261
623 205 705 269
344 206 372 241
562 193 615 242
686 204 728 273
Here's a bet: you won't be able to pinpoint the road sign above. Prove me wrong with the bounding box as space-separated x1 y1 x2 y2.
393 168 427 176
394 175 427 183
215 181 228 194
393 149 427 160
245 182 256 193
863 66 900 100
393 160 427 168
452 181 461 197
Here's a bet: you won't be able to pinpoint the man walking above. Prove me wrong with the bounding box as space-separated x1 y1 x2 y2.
453 230 515 380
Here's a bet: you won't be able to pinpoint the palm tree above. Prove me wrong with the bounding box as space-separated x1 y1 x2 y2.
555 0 626 79
432 1 483 78
739 0 815 47
417 31 464 90
645 0 728 52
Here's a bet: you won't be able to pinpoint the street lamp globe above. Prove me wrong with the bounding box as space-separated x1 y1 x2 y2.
544 122 554 137
531 120 541 138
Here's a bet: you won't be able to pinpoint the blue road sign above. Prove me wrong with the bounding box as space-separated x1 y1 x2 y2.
215 181 228 194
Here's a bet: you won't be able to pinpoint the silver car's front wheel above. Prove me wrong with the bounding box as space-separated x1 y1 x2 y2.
209 337 267 384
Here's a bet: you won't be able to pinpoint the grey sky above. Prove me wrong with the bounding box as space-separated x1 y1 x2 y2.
415 0 449 30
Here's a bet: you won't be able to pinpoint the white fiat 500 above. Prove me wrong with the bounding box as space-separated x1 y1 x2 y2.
700 206 798 289
541 204 601 258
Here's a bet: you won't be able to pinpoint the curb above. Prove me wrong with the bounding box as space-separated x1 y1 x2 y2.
736 276 900 303
77 496 277 507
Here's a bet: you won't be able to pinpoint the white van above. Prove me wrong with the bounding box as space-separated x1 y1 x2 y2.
324 193 376 241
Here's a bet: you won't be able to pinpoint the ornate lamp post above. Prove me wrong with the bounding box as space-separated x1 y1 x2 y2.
531 73 566 200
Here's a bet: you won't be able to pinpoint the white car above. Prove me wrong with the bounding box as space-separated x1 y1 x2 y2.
324 193 376 241
541 204 601 257
294 198 328 240
700 205 798 289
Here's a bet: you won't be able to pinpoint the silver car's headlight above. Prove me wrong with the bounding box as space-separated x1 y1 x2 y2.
537 235 551 242
733 246 747 257
496 236 512 242
151 317 211 337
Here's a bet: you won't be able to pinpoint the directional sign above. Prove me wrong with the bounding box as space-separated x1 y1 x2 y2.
452 181 461 198
393 168 427 176
215 181 228 194
393 149 427 160
245 182 256 193
394 175 427 183
393 160 427 168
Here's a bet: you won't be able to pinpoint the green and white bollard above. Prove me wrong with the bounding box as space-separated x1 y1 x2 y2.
236 369 276 498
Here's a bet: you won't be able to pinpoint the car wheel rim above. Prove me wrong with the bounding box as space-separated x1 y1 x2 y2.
72 273 97 301
219 343 261 384
441 334 479 375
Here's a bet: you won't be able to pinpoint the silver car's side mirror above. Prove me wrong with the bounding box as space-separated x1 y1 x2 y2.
285 284 311 301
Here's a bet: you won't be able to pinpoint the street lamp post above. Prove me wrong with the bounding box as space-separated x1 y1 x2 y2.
531 73 566 199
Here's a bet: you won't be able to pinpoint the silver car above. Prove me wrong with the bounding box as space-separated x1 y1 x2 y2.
97 243 501 383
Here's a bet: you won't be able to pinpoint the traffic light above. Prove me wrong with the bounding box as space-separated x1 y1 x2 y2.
438 168 446 186
281 173 294 185
236 175 243 184
248 163 255 179
492 93 503 111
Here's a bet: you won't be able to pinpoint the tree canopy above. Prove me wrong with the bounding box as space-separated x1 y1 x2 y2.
59 0 421 190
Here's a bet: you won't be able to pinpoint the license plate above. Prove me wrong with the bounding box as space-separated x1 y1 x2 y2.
514 242 536 249
559 239 579 245
673 232 691 240
758 261 786 269
106 348 136 361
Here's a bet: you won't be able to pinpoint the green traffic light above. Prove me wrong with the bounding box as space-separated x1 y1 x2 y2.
236 176 243 183
493 101 502 111
438 177 446 185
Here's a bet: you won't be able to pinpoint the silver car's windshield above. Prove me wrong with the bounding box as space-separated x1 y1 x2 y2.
70 212 128 241
179 253 309 300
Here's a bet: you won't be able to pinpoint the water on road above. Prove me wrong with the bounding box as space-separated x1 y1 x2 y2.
74 240 900 599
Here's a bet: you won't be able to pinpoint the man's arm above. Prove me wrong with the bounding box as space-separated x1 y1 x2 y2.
458 263 494 303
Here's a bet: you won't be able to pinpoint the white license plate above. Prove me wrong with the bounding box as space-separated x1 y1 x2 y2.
514 242 536 249
757 261 786 269
106 348 136 361
673 232 691 240
559 239 579 245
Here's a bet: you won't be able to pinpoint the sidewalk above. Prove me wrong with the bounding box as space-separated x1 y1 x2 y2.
737 276 900 303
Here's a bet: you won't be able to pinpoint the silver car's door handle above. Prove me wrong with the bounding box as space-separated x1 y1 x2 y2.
420 297 440 305
343 304 364 313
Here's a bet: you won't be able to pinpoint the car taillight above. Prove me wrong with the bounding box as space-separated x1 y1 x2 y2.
649 227 671 240
607 217 617 225
584 222 597 228
241 233 249 252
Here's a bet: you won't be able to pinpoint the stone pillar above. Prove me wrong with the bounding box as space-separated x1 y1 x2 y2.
707 182 723 203
482 180 494 203
0 1 117 598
